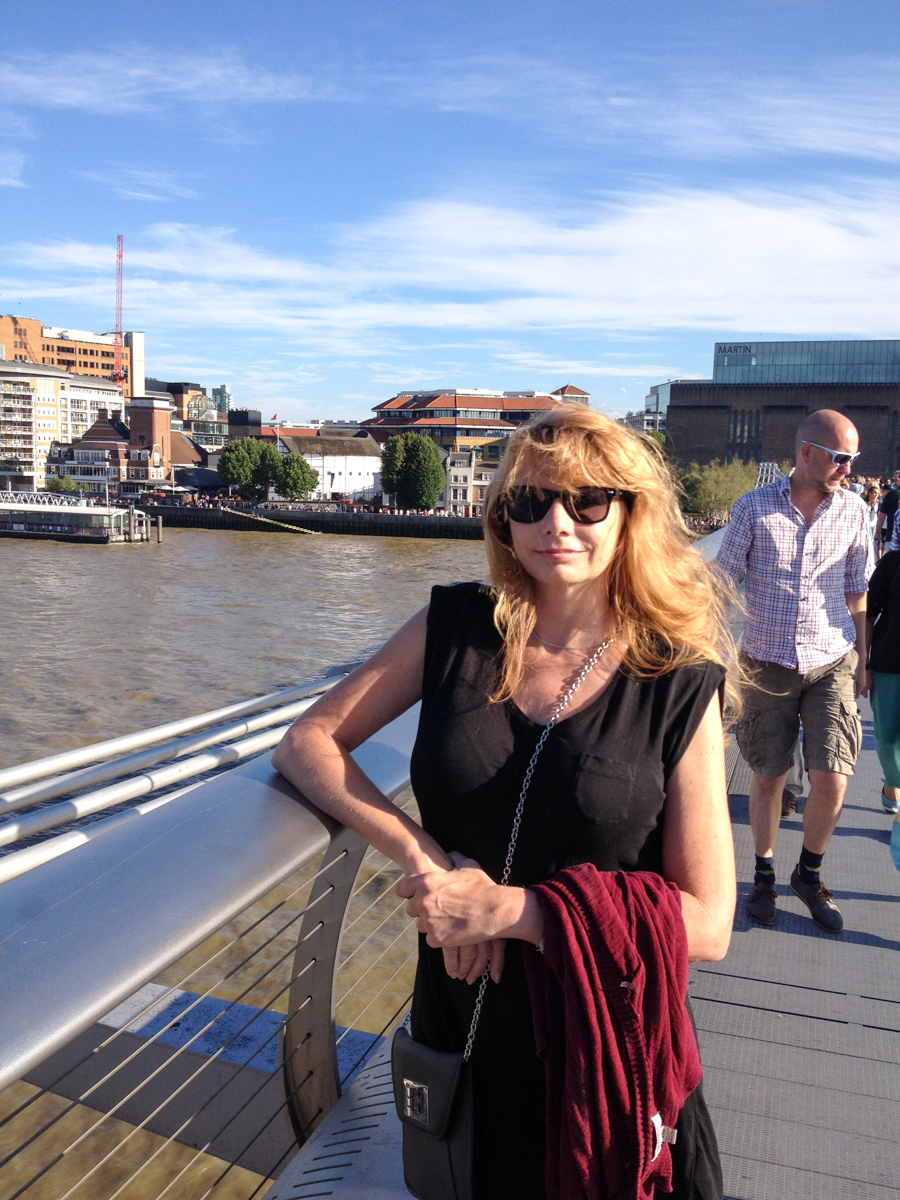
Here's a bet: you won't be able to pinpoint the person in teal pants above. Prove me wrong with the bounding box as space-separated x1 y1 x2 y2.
862 549 900 814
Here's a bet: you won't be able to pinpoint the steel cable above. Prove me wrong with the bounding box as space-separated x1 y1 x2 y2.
0 848 342 1136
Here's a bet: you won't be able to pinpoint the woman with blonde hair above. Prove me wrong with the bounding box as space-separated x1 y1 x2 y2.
273 406 736 1199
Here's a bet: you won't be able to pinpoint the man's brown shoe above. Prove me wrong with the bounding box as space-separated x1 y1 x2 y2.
790 867 844 933
781 789 798 817
746 883 777 926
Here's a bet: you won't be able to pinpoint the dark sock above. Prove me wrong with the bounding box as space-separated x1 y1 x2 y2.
754 854 775 888
797 845 824 887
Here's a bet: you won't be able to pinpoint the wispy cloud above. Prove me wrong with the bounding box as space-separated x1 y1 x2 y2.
6 183 900 346
0 49 327 116
2 45 899 164
411 54 900 163
0 150 26 187
77 167 199 202
487 350 689 379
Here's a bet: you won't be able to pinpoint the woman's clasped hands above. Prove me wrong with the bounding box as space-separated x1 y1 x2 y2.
395 851 543 985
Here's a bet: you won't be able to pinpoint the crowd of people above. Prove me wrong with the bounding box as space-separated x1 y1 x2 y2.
841 469 900 556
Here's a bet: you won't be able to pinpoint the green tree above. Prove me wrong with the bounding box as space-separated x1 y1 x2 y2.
647 430 666 451
680 458 758 516
218 437 263 501
278 453 319 500
380 434 411 498
45 475 78 493
396 434 445 509
251 443 285 501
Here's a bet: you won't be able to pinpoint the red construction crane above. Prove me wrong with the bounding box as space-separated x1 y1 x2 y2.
113 234 125 384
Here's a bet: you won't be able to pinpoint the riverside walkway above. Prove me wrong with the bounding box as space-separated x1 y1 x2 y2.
698 709 899 1200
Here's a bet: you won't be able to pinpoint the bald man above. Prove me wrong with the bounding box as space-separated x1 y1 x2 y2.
717 410 874 933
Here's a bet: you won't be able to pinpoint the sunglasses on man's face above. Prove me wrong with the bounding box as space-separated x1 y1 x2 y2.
802 440 861 468
504 485 625 525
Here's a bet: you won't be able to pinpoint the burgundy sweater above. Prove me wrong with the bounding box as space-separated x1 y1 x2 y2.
523 866 702 1200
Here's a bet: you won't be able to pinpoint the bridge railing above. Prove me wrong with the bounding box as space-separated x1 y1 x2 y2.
0 534 727 1198
0 680 419 1198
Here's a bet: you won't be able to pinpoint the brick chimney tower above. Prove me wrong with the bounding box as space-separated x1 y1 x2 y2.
128 397 173 477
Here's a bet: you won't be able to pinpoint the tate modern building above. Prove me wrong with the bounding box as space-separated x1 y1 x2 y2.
658 340 900 476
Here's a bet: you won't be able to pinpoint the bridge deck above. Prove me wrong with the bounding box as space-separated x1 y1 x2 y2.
265 698 900 1200
698 697 900 1200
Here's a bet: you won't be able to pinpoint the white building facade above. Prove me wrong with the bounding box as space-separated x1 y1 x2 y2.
278 433 382 501
443 450 497 516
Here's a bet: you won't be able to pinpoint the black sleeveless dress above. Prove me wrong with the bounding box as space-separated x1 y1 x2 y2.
408 583 725 1200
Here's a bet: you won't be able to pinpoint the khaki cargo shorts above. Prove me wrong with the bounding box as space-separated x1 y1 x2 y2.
736 651 861 778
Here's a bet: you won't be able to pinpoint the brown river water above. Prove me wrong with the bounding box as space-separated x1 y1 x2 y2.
0 528 488 768
0 530 488 1200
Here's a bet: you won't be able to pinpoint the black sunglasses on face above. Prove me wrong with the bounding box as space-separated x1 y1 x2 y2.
504 486 626 525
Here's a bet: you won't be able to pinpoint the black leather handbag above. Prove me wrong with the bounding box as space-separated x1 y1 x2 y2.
391 637 614 1200
391 1025 474 1200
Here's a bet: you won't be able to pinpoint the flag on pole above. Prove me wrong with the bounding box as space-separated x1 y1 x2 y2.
271 413 279 420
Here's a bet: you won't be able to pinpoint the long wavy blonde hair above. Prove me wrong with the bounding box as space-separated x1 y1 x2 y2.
483 405 738 708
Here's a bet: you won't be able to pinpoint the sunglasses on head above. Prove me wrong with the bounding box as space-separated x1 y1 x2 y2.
504 485 626 525
802 440 861 468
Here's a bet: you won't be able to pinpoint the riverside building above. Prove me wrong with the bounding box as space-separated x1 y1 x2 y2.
0 314 144 400
0 360 125 491
362 384 589 452
660 340 900 474
47 398 208 498
442 450 499 516
145 379 230 451
276 430 382 501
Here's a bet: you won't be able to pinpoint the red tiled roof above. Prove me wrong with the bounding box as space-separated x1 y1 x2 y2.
551 384 590 397
362 416 516 429
372 394 564 414
261 425 318 437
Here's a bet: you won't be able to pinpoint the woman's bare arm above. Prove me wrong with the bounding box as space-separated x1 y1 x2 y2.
271 606 452 876
662 693 736 962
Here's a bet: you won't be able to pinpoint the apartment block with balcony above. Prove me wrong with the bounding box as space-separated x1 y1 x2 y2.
0 361 124 491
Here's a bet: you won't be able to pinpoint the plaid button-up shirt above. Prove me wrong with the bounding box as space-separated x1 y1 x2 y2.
716 473 874 672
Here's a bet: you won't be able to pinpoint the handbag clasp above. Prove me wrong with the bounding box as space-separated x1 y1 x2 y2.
402 1078 430 1124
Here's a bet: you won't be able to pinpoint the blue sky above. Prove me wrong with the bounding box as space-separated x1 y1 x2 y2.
2 0 899 421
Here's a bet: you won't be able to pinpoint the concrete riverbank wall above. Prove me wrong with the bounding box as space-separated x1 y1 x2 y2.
141 505 484 539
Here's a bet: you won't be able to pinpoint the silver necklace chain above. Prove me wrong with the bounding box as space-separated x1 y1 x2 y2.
462 631 616 1061
532 629 605 652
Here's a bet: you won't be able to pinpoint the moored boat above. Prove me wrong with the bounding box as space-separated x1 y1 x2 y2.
0 490 148 543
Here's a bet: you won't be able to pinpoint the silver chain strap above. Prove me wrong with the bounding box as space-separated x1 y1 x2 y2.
462 632 617 1061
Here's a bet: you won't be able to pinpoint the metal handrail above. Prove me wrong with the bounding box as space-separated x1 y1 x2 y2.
0 699 418 1191
0 690 341 816
0 720 300 864
0 671 351 790
0 490 83 507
